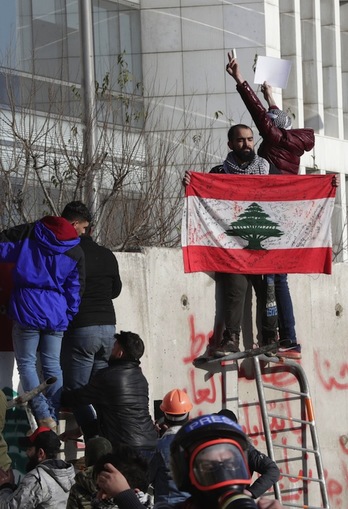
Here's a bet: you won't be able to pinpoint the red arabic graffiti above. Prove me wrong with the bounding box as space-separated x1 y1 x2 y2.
182 314 218 407
182 315 348 508
241 403 299 445
314 350 348 391
188 367 218 405
182 314 212 364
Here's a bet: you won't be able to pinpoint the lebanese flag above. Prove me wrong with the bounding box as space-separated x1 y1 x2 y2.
182 173 336 275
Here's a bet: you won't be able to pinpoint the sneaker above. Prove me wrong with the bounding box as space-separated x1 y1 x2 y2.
214 332 240 358
261 337 279 356
277 342 302 360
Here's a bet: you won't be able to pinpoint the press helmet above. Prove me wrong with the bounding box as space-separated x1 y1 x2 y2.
170 413 250 493
160 389 193 418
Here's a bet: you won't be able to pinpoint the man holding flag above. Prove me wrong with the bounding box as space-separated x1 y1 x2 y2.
183 138 337 360
183 123 279 358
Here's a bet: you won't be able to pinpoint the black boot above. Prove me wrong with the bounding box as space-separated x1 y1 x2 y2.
214 330 240 357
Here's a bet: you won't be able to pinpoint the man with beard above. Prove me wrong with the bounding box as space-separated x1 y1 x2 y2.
60 331 158 457
183 124 278 357
0 426 75 508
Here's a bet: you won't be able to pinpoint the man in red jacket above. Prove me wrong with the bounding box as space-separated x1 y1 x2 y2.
226 53 315 176
225 54 314 358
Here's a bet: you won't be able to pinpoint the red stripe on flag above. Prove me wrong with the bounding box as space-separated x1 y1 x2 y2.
185 173 336 202
182 246 332 275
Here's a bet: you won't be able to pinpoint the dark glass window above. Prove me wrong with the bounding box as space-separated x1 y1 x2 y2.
0 0 142 119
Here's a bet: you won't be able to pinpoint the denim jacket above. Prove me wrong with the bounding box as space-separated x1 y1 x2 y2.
151 426 190 504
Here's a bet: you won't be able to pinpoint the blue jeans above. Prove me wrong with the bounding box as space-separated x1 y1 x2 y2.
275 274 297 343
12 321 63 422
61 324 115 438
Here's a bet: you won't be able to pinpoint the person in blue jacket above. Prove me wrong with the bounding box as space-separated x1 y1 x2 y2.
0 201 91 430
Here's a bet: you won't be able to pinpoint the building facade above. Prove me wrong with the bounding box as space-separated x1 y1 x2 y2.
139 0 348 260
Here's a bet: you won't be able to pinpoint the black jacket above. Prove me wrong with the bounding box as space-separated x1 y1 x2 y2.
69 236 122 328
247 443 280 498
61 358 158 449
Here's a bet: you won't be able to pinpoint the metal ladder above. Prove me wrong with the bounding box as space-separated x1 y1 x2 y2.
195 352 330 508
253 354 329 509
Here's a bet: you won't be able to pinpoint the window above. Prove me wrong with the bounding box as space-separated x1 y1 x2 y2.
0 0 142 120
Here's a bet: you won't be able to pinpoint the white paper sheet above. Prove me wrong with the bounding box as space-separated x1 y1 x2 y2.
254 56 292 89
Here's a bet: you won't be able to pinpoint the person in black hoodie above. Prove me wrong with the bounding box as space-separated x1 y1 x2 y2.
61 331 158 455
60 224 122 441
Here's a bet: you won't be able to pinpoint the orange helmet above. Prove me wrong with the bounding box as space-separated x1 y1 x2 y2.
160 389 193 416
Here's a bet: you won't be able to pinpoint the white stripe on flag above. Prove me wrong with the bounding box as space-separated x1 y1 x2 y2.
182 196 335 250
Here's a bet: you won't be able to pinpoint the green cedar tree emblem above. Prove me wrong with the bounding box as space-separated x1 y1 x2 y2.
225 202 283 250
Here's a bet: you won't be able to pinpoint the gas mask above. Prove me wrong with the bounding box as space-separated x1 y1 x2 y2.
188 439 257 509
170 414 258 509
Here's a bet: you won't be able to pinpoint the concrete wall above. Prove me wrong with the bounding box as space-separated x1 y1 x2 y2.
115 248 348 508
